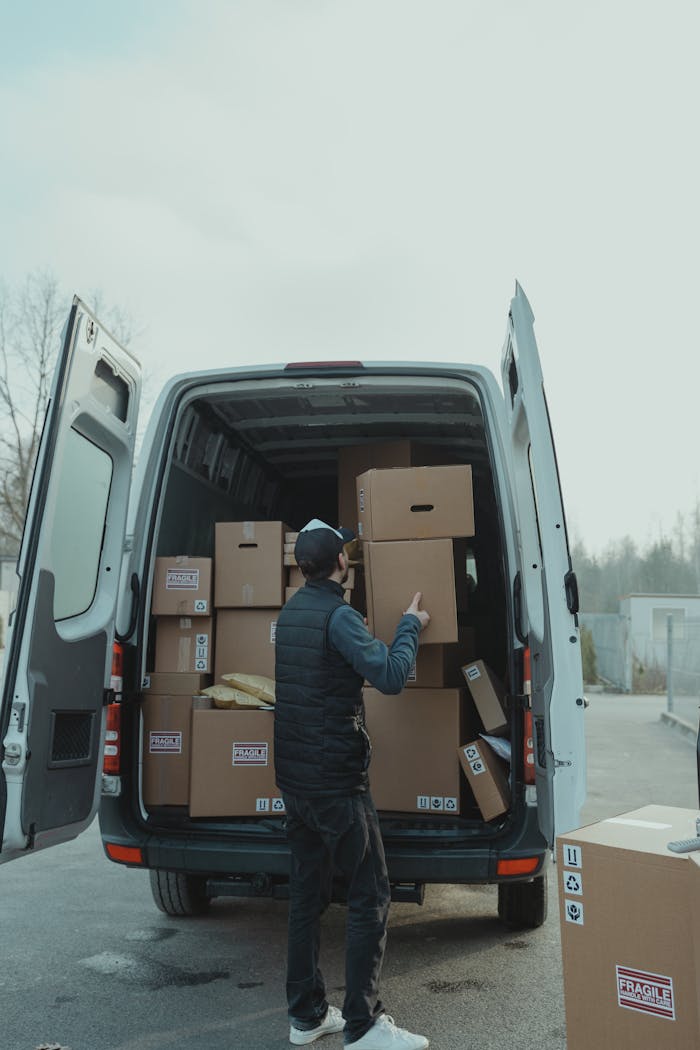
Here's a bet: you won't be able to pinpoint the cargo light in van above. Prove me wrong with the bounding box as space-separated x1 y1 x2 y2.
105 843 143 865
497 857 540 877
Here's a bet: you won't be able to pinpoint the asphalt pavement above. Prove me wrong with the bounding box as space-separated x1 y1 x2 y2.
0 693 697 1050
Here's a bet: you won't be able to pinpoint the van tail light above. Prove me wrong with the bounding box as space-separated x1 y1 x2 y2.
103 702 121 775
110 641 124 698
523 709 536 785
522 647 535 784
105 842 143 865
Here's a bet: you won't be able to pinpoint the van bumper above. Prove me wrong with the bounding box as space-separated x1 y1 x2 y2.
99 797 546 884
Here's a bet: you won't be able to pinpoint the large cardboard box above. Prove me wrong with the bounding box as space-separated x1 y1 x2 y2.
154 616 214 673
356 465 474 542
557 806 700 1050
141 694 194 806
460 660 508 734
215 521 287 607
364 539 458 644
151 557 212 616
288 566 305 588
364 688 467 814
457 739 510 821
214 608 280 683
189 708 284 817
406 629 476 688
337 440 444 532
142 672 212 694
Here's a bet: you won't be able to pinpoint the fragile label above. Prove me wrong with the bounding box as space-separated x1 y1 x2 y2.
616 966 675 1020
166 569 200 590
150 731 182 754
564 899 584 925
562 843 582 868
270 621 277 643
232 742 268 766
358 488 365 512
407 662 417 683
563 870 583 896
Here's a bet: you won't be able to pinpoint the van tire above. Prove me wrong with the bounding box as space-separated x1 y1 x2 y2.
497 874 547 929
149 869 210 917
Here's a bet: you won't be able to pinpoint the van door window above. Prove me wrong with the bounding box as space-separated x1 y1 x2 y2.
51 427 113 620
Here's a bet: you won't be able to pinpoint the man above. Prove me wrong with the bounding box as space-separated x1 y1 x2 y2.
275 519 430 1049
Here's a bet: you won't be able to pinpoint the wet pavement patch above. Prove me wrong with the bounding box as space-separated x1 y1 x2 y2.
425 978 484 993
79 951 229 990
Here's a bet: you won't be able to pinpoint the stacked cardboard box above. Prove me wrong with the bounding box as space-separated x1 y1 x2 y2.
354 462 478 815
213 522 288 682
458 659 511 821
152 556 214 674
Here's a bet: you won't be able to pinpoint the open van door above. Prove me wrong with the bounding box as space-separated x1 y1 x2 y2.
501 283 586 842
0 298 140 863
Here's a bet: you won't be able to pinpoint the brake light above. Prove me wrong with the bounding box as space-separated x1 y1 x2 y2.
105 842 143 865
103 702 121 775
497 856 540 876
284 361 363 369
111 641 123 698
523 709 536 785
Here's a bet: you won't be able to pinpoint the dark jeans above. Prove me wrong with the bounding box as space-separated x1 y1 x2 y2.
283 791 391 1045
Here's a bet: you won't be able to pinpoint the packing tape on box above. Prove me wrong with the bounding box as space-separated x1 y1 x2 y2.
242 521 256 541
241 584 254 605
177 636 192 672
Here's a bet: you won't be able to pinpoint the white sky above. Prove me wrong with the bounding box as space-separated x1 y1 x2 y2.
1 1 698 554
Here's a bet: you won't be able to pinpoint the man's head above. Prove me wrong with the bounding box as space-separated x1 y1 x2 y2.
294 519 355 582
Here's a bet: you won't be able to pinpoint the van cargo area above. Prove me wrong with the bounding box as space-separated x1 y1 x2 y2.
137 372 524 848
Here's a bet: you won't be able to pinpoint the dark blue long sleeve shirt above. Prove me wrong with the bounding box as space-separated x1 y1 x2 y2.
327 603 421 694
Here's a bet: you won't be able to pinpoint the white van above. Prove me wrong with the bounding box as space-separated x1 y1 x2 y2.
0 283 585 930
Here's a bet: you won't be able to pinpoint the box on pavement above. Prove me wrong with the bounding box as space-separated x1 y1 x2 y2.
457 738 510 821
151 557 212 616
142 671 212 694
189 708 283 817
557 806 700 1050
364 688 468 814
356 465 474 541
337 440 444 535
364 539 458 645
214 608 280 683
141 694 195 806
154 616 214 673
215 521 287 607
460 660 508 734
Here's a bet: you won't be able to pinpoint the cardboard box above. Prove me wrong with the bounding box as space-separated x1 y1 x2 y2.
461 660 508 734
141 694 194 806
215 521 287 607
364 539 458 644
406 630 476 688
189 708 283 817
285 586 299 602
457 739 510 821
142 672 212 694
151 557 212 616
285 531 299 543
214 608 280 683
356 465 474 541
154 617 214 673
557 806 700 1050
288 566 305 588
337 440 445 532
364 688 466 813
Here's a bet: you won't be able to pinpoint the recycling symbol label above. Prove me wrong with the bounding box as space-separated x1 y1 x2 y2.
563 870 583 896
271 798 285 812
194 599 208 613
565 899 584 925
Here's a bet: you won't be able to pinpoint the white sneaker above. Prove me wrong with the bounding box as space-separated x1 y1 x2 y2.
290 1004 345 1045
346 1014 429 1049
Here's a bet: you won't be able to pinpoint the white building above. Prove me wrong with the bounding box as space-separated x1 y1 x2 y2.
620 593 700 692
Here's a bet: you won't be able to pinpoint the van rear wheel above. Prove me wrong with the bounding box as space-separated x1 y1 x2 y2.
497 874 547 930
149 869 210 917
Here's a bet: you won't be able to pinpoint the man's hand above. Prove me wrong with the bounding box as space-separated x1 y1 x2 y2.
405 592 430 630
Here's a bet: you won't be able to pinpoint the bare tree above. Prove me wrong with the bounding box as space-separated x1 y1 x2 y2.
0 270 136 555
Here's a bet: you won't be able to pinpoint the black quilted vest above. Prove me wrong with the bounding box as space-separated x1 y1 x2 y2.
274 579 369 797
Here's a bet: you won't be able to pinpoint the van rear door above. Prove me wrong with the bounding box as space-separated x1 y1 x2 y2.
0 298 140 863
501 283 586 842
